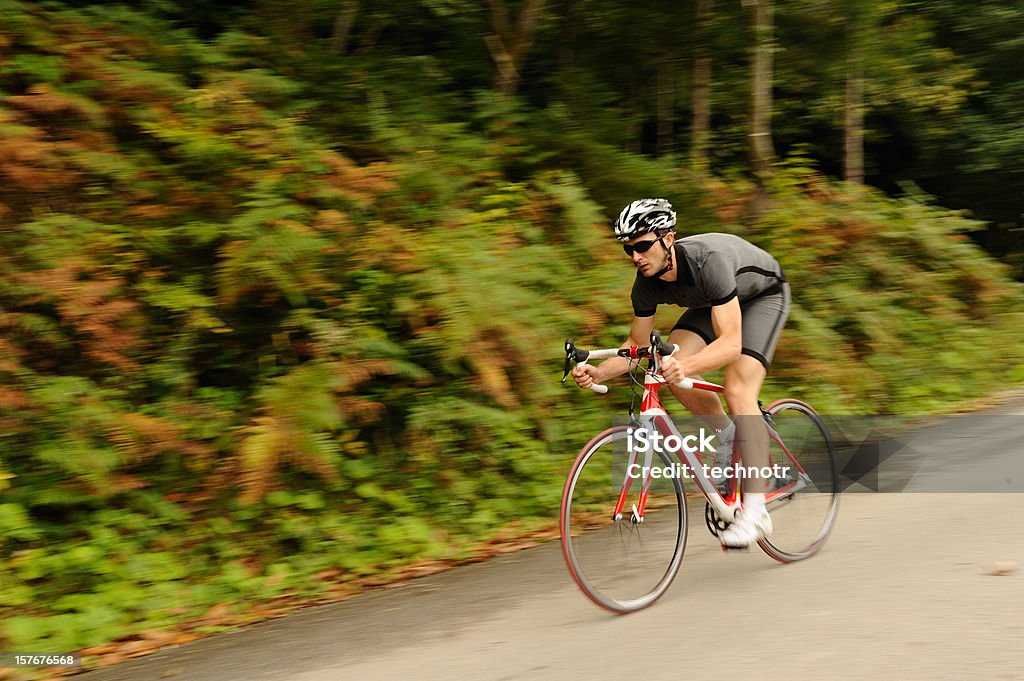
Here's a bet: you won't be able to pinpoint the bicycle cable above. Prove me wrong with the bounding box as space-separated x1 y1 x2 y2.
626 356 650 422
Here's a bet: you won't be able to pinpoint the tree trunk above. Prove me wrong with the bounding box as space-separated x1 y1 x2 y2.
691 0 713 167
748 0 776 176
330 0 359 54
844 61 865 184
843 4 866 185
484 0 547 98
558 0 578 73
657 55 676 156
626 79 642 154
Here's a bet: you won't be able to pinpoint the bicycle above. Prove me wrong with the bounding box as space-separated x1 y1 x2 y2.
559 331 839 613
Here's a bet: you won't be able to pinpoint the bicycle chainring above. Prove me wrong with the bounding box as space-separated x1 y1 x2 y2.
704 502 731 537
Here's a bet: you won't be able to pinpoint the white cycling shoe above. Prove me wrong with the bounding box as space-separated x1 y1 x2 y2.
719 506 773 548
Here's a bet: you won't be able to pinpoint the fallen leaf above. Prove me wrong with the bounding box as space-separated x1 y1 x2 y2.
203 602 230 622
988 560 1018 576
493 542 536 554
120 639 158 657
100 653 124 666
397 563 447 578
139 629 177 644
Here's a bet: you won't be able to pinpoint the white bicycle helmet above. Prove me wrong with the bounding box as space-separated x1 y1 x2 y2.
613 198 677 241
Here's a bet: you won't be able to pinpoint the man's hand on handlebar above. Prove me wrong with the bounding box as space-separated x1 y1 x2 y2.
563 332 685 393
571 363 601 390
660 353 686 385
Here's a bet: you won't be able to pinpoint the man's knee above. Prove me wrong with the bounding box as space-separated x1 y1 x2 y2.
667 328 707 358
723 385 757 413
723 355 766 413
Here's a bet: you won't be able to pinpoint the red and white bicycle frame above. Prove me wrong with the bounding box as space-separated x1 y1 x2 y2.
579 346 809 524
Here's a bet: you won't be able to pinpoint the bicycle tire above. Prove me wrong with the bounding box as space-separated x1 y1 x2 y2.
757 399 840 562
560 425 688 613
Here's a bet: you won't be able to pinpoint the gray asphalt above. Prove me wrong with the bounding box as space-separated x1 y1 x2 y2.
79 395 1024 681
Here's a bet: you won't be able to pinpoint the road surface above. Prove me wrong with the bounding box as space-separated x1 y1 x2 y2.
80 397 1024 681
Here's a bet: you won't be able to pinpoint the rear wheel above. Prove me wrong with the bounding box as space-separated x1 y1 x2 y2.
757 399 840 562
560 426 688 613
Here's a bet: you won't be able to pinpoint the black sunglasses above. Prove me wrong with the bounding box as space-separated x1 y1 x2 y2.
622 238 663 256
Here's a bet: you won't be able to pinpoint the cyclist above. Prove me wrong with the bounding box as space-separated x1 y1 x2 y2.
571 198 790 548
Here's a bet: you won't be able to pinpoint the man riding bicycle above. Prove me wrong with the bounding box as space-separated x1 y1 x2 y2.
571 198 790 548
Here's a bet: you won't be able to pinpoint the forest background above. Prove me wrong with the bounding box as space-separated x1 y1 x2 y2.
1 0 1023 664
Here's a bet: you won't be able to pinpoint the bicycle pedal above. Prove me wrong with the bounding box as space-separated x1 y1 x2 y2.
719 543 752 553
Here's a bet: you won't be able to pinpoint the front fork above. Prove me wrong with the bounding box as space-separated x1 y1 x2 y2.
612 422 654 523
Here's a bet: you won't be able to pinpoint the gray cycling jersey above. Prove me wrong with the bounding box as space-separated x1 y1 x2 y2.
631 233 785 317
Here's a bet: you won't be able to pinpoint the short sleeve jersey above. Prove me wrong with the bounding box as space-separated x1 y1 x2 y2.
630 233 786 317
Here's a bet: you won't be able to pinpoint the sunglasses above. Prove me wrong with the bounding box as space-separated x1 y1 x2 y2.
622 238 663 256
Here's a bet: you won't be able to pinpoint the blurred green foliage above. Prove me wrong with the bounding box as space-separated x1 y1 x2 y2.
0 0 1022 659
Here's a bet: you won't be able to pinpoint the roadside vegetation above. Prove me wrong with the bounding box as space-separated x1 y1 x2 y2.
1 0 1022 667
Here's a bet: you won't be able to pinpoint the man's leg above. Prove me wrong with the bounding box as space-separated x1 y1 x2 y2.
722 354 769 494
717 353 775 547
719 287 788 546
666 328 731 431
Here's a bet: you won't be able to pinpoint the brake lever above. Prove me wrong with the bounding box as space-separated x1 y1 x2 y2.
561 338 575 383
649 330 676 358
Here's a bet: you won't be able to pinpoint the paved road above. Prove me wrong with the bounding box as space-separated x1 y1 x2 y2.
81 398 1024 681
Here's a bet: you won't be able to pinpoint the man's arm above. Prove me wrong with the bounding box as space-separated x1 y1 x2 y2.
571 315 656 387
665 298 743 379
685 298 743 374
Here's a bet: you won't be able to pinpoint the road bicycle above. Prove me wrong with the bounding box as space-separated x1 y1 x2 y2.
559 331 840 613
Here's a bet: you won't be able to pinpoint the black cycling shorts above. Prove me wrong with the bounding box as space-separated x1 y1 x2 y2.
670 283 791 368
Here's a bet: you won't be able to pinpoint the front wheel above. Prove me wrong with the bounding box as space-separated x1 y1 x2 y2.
560 426 688 613
757 399 840 562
